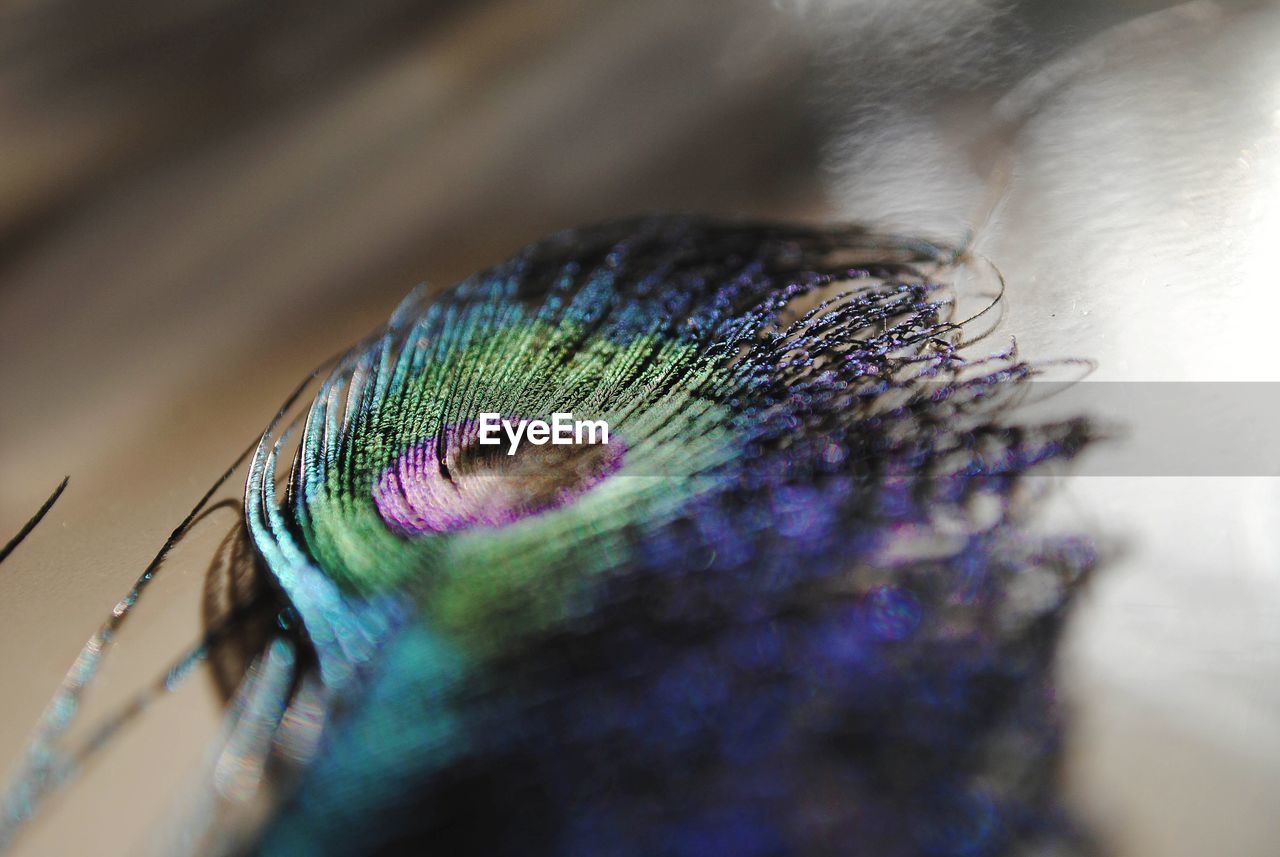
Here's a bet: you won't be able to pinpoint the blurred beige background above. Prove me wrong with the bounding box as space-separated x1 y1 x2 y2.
2 1 1278 855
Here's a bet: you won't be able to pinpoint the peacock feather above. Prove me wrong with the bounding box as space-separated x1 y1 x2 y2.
2 216 1095 857
243 217 1094 856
